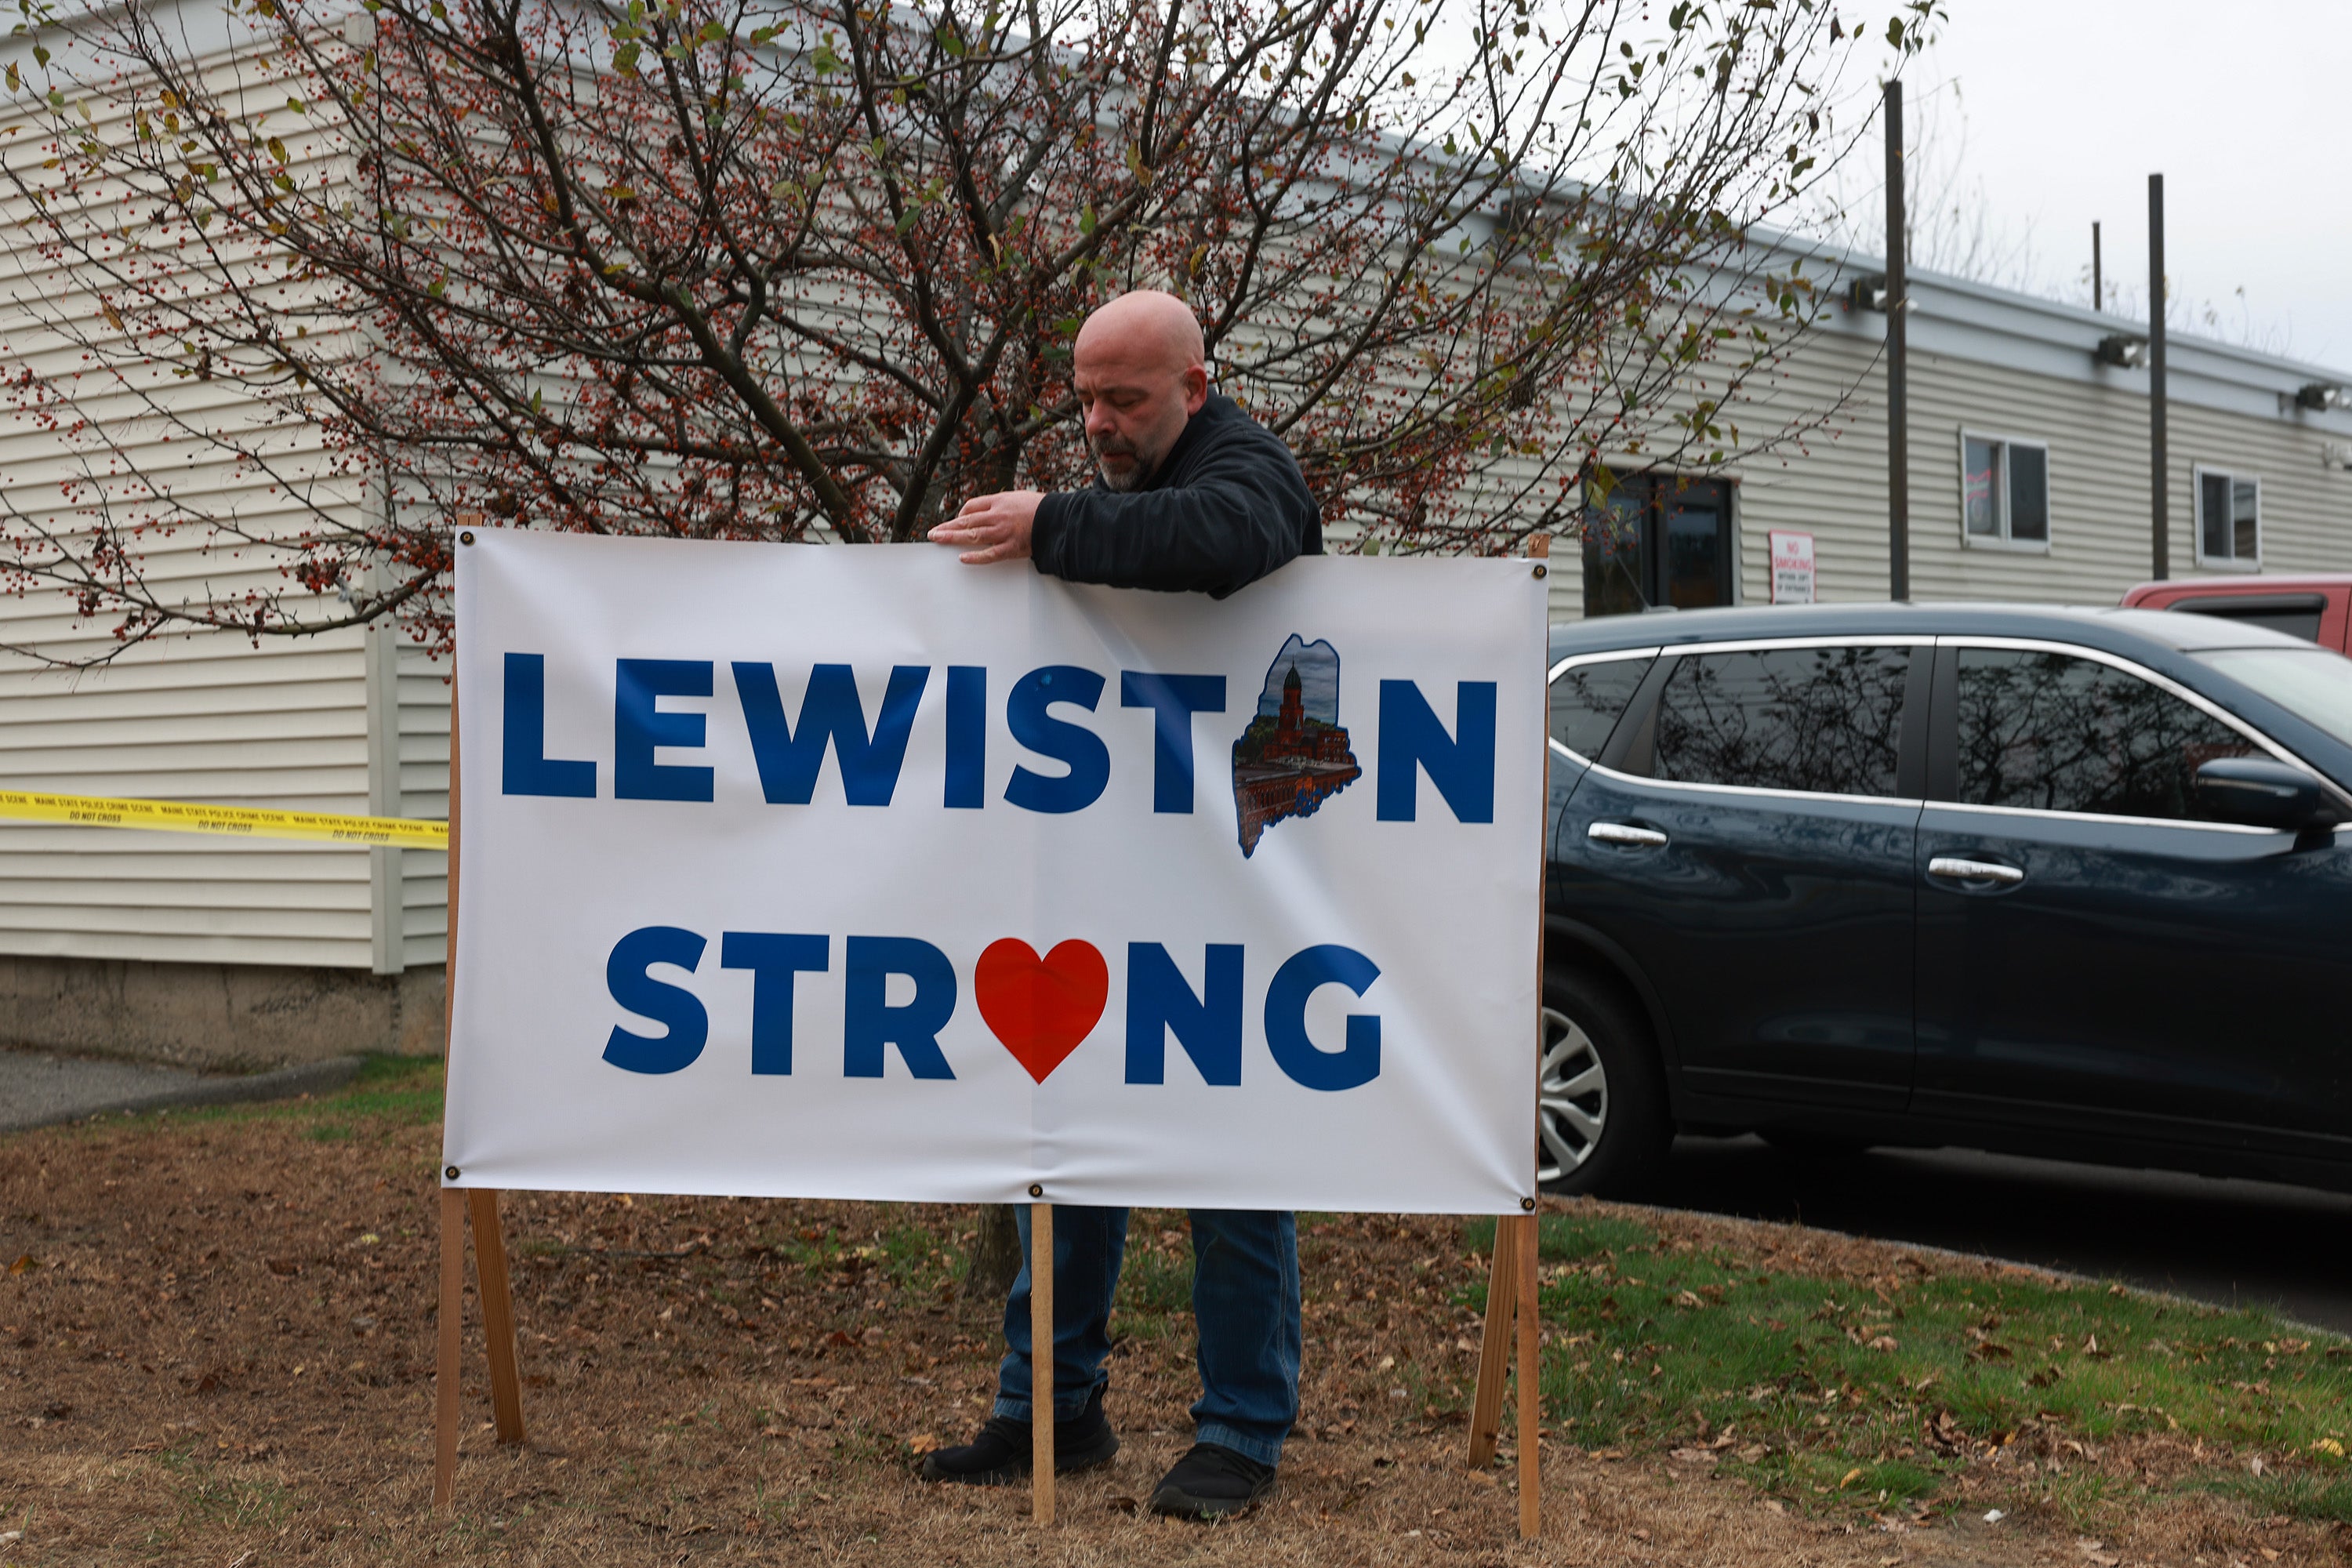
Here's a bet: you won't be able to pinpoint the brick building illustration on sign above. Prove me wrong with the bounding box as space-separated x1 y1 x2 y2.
1231 635 1362 857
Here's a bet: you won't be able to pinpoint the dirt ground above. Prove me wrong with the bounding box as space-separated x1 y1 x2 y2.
1 1094 2342 1566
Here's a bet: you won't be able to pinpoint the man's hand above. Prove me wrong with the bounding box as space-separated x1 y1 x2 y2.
929 490 1044 564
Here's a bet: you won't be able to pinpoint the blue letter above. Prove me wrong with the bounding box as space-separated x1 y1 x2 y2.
720 931 829 1076
1376 680 1496 823
734 663 931 806
615 659 714 802
843 936 957 1080
1004 666 1109 814
945 665 986 809
502 652 595 797
603 925 709 1074
1120 673 1227 814
1124 942 1243 1085
1264 945 1381 1091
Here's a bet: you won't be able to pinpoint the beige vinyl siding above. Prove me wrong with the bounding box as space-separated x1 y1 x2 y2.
1548 314 2352 620
396 641 452 970
1732 332 2352 607
0 629 376 967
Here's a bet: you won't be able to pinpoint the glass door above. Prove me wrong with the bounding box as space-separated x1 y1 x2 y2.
1580 475 1736 616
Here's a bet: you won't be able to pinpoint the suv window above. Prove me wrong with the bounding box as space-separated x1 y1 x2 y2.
1954 648 2261 819
1548 655 1654 759
2172 593 2326 644
1651 644 1911 797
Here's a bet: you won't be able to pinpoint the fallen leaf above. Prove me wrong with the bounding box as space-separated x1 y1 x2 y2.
1867 1335 1898 1352
7 1254 34 1275
906 1433 943 1455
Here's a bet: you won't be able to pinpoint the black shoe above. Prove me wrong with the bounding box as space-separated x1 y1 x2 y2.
1146 1442 1276 1519
917 1387 1118 1485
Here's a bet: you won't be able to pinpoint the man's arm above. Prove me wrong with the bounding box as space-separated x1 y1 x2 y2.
1030 437 1318 599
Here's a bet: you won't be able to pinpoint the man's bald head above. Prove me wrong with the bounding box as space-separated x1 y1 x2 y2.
1074 289 1207 370
1073 291 1209 492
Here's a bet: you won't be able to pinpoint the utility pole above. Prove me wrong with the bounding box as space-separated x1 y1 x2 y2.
2148 174 2168 580
1884 78 1908 601
2092 221 2103 314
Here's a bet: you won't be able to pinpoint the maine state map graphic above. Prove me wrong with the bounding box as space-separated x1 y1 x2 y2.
1230 635 1363 858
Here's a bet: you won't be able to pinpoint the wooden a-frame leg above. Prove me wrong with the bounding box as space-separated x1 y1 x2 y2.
434 1186 465 1508
1466 1214 1520 1468
1515 1210 1541 1538
470 1189 527 1445
1030 1201 1055 1526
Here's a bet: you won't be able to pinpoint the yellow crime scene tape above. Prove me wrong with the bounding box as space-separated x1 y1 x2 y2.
0 789 449 849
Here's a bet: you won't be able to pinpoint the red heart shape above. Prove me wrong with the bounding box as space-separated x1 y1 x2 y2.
975 938 1109 1084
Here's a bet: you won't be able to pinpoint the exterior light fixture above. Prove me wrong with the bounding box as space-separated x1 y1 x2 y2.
2296 382 2349 412
1849 274 1915 314
2096 334 2150 369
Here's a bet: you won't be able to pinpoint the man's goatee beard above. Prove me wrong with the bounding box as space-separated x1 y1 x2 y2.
1098 452 1150 492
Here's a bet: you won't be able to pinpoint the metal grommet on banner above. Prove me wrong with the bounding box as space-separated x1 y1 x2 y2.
1519 1196 1537 1211
445 1166 461 1181
459 531 477 546
1531 564 1547 579
1028 1183 1044 1198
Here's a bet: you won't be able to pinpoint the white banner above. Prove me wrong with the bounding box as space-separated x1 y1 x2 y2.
443 531 1545 1213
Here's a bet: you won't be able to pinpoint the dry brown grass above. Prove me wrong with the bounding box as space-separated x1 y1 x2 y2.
0 1072 2339 1566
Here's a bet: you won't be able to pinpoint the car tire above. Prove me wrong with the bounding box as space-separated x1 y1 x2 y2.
1537 966 1671 1197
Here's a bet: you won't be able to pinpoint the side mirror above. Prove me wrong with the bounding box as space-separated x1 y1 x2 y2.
2194 757 2344 831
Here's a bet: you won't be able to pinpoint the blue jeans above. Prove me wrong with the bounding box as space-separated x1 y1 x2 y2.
993 1205 1301 1467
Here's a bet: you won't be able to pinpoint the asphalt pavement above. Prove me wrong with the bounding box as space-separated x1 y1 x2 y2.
0 1047 362 1135
1649 1134 2352 1336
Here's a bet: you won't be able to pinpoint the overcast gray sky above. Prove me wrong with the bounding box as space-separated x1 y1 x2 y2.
1917 0 2350 368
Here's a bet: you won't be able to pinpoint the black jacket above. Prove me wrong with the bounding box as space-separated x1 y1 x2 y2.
1031 392 1323 598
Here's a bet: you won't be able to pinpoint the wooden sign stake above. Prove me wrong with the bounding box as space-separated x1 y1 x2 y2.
1465 1213 1518 1470
1515 1209 1541 1537
1465 1212 1541 1536
1030 1200 1054 1526
432 528 531 1510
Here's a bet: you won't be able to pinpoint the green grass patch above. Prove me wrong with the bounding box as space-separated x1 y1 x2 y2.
1463 1209 2352 1523
2206 1467 2352 1523
1116 1243 1195 1316
132 1051 447 1138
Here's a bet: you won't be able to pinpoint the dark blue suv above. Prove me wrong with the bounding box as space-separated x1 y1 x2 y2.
1539 603 2352 1196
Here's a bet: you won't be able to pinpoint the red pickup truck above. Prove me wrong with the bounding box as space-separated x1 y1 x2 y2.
2121 574 2352 650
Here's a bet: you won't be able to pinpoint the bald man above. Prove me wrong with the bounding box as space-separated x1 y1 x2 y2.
927 289 1320 595
919 293 1320 1519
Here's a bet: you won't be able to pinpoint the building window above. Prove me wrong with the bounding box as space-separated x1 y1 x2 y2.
2195 467 2261 568
1959 432 2051 549
1580 475 1736 617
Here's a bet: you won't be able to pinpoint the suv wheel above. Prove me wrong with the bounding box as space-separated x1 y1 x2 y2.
1538 967 1670 1196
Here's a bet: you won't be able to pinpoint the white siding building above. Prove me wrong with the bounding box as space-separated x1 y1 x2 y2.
1556 258 2352 622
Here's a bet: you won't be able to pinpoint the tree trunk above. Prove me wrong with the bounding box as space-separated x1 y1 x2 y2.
964 1203 1023 1303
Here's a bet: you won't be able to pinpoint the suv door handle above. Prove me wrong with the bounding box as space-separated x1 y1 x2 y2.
1588 822 1668 848
1927 855 2024 887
